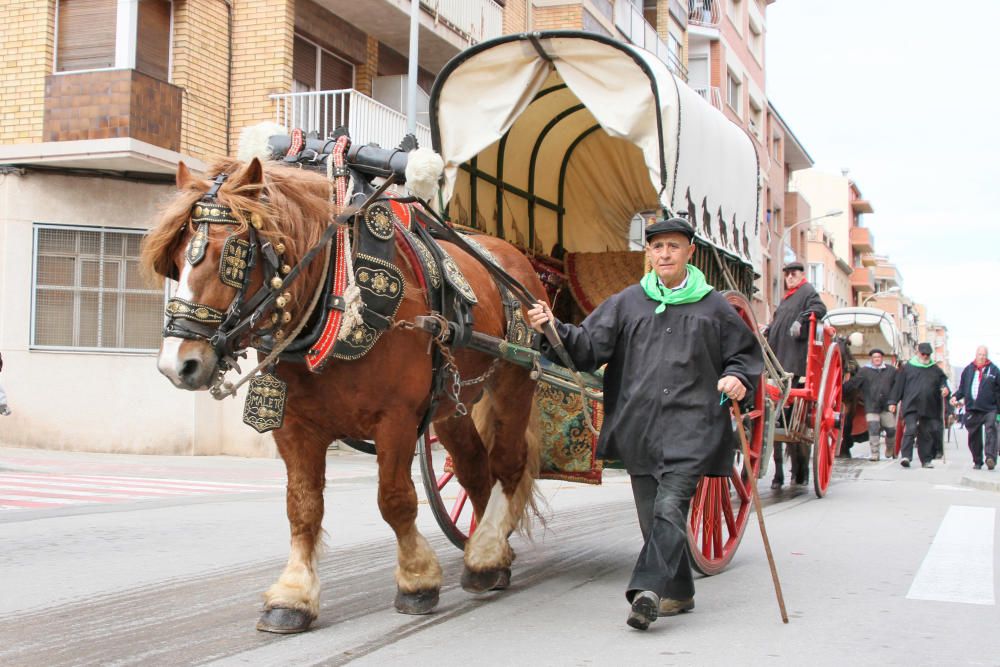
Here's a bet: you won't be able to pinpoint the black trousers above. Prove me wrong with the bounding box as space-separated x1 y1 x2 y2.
965 410 998 466
900 413 942 465
628 472 701 601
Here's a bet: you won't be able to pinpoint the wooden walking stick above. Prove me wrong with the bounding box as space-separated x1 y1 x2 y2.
732 401 789 624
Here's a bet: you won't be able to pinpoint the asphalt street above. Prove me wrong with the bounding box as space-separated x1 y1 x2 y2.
0 429 997 667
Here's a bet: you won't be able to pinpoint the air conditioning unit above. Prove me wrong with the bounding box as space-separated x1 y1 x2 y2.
372 75 430 125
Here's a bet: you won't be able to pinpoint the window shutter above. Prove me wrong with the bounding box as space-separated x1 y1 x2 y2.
320 51 353 91
136 0 171 81
293 36 317 90
58 0 117 72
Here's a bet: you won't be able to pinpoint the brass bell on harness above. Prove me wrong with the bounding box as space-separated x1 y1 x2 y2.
281 264 291 275
270 276 283 289
275 329 285 340
250 212 263 229
275 242 286 254
271 312 280 325
282 311 292 324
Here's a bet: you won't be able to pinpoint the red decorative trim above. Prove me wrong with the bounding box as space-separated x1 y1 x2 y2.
305 225 349 372
286 128 304 158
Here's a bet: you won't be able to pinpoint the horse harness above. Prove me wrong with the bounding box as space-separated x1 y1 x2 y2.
162 161 536 435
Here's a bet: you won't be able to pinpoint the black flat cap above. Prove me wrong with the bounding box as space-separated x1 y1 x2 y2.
917 342 933 355
869 348 885 356
783 262 804 273
644 216 695 242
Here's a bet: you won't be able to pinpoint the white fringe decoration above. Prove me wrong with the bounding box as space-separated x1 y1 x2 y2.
237 121 287 162
404 147 444 202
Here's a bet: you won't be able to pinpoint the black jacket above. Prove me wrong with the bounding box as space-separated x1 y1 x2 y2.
543 286 762 477
890 362 949 419
766 282 827 377
856 364 898 413
953 362 1000 413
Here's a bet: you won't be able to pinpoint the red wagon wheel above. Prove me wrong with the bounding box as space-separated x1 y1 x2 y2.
687 292 767 576
812 343 844 497
419 432 476 549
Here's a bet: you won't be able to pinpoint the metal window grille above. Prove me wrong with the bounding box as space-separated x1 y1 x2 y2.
32 225 165 353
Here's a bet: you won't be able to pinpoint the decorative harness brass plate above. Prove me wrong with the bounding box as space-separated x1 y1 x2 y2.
242 372 287 433
364 202 396 241
164 297 225 325
186 223 209 266
219 235 252 288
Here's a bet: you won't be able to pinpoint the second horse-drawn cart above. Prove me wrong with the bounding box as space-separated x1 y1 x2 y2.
390 31 846 575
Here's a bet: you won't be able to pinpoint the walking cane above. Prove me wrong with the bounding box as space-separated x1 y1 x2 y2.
732 402 789 624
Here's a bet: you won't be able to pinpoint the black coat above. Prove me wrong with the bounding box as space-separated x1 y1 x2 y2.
953 362 1000 413
856 364 898 413
543 286 763 477
766 282 827 377
890 362 949 419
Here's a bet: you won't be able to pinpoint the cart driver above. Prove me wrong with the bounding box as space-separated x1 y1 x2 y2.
765 261 827 380
526 216 762 632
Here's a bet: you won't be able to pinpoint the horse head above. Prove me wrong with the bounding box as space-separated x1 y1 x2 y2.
142 158 330 390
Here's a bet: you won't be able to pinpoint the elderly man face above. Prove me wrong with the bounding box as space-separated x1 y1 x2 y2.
870 351 884 367
783 269 804 290
645 231 695 288
975 346 989 364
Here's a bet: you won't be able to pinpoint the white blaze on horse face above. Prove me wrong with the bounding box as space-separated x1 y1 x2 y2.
157 260 195 384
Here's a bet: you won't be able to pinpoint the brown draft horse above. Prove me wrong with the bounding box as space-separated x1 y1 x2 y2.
141 157 545 633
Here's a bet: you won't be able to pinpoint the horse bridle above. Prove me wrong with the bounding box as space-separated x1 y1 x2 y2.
162 173 291 371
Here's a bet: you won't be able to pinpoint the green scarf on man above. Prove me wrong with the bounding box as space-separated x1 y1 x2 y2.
908 356 936 368
640 264 714 314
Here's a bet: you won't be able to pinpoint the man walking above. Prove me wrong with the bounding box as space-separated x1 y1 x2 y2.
890 342 949 468
856 349 897 460
526 216 762 631
951 346 1000 470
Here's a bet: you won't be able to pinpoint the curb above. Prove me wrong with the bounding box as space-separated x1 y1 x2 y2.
960 474 1000 493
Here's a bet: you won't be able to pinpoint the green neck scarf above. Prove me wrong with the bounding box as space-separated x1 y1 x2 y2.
640 264 714 314
908 356 935 368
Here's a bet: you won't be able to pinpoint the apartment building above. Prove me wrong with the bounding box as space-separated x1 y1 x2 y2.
0 0 505 455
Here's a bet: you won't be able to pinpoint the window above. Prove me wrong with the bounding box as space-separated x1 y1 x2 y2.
727 71 741 113
727 0 742 28
748 16 763 62
33 226 164 351
808 263 824 292
57 0 117 71
772 137 782 162
293 35 355 93
57 0 173 79
748 96 763 139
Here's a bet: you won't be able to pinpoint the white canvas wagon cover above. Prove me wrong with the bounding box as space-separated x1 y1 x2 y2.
429 31 761 268
824 307 903 359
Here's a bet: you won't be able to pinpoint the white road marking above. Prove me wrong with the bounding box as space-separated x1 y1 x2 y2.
907 505 995 605
932 484 974 492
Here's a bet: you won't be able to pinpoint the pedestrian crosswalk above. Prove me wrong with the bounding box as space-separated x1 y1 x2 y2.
0 471 285 511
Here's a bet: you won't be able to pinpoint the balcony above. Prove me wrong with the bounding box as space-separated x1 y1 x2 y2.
852 198 874 214
43 69 181 150
695 87 723 109
688 0 721 27
850 267 875 294
272 89 432 152
614 0 688 81
315 0 502 71
849 226 874 254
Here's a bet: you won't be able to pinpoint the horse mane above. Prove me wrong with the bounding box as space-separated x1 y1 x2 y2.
142 158 336 315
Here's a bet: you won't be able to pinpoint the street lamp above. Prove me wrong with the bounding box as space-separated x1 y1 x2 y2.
861 286 901 307
780 209 843 250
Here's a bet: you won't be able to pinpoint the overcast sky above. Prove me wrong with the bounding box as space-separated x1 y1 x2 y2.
765 0 999 371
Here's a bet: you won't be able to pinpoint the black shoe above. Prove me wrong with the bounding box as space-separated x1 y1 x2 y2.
974 464 983 470
900 458 910 468
921 462 934 469
627 591 659 630
987 458 996 471
770 479 783 490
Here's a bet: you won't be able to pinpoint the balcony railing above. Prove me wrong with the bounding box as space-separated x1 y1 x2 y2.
688 0 721 27
421 0 503 44
272 89 432 152
614 0 688 81
695 86 723 109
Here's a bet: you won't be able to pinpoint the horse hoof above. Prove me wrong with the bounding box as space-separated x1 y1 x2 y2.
461 566 508 593
394 588 440 615
256 606 316 634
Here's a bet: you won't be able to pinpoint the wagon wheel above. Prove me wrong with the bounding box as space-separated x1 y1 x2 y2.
688 291 767 576
812 343 844 497
418 432 476 549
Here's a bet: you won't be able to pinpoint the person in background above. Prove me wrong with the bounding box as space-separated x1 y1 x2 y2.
856 349 898 461
951 346 1000 470
526 216 762 632
890 342 949 468
0 352 10 416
